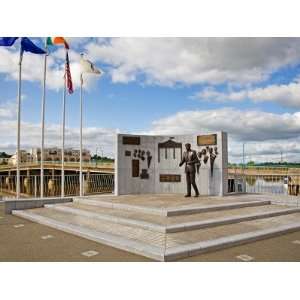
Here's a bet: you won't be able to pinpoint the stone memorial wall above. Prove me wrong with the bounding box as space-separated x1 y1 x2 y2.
115 132 228 196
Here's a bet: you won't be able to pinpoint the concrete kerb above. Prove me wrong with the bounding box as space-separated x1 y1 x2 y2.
5 197 73 214
254 194 300 207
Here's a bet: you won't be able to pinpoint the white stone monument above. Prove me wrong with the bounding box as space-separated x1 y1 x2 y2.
115 132 228 196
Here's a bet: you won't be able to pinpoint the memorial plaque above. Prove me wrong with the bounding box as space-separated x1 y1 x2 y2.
132 159 140 177
197 134 217 146
160 174 181 182
123 136 140 145
125 150 131 156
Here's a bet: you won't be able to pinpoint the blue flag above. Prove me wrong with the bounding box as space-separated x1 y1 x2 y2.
0 37 18 46
21 37 46 55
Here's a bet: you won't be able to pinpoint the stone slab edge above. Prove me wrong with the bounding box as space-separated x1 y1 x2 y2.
167 207 300 232
5 197 73 214
74 198 270 217
166 200 271 216
73 198 167 216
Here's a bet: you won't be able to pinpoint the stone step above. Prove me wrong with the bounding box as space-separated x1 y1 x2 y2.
166 207 300 233
164 221 300 261
73 197 272 216
45 202 300 233
45 203 165 232
12 207 300 261
13 208 165 261
13 210 164 261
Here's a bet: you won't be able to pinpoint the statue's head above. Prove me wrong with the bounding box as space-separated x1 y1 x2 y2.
185 143 191 151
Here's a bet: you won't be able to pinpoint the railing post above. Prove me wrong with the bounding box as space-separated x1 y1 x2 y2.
83 173 85 196
34 175 37 198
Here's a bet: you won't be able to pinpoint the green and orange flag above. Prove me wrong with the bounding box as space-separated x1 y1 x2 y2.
46 37 69 49
47 37 73 93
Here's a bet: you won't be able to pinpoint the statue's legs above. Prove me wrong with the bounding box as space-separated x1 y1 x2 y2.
190 171 199 196
186 171 199 196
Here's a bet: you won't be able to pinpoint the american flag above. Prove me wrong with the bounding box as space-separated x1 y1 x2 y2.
65 51 73 94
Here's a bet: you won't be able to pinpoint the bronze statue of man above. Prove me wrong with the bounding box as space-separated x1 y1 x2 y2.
179 143 200 197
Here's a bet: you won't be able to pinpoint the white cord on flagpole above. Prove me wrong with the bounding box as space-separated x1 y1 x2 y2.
40 39 47 198
61 63 66 198
79 73 83 197
16 42 23 199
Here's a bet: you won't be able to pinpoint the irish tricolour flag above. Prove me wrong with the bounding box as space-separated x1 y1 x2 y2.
47 37 69 49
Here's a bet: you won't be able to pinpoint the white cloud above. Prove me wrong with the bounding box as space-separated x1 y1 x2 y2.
3 37 300 90
85 37 300 86
193 78 300 108
228 139 300 164
0 101 16 119
0 118 117 157
1 106 300 162
147 108 300 163
149 108 300 141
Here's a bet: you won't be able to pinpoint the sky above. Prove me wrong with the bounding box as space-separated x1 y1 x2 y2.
1 37 300 163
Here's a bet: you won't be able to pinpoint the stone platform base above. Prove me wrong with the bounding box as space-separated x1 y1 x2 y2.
12 194 300 261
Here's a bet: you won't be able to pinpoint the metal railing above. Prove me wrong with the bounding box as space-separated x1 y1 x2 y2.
0 173 114 200
0 161 114 170
228 173 300 196
2 169 299 200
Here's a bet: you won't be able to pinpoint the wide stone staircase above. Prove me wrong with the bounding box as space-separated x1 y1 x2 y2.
12 194 300 261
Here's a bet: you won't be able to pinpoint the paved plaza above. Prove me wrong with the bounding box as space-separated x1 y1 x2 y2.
2 193 300 261
1 200 300 261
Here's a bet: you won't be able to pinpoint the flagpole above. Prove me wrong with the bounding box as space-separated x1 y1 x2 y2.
16 43 23 199
61 63 66 198
40 39 47 198
79 74 83 197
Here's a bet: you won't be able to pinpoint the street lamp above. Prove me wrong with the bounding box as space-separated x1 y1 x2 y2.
95 147 104 166
242 142 246 180
242 143 245 169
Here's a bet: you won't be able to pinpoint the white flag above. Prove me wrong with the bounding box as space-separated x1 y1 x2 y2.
80 55 102 75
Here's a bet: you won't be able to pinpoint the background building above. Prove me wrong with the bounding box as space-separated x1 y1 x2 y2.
8 148 91 165
0 157 10 164
8 150 33 165
31 147 91 163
